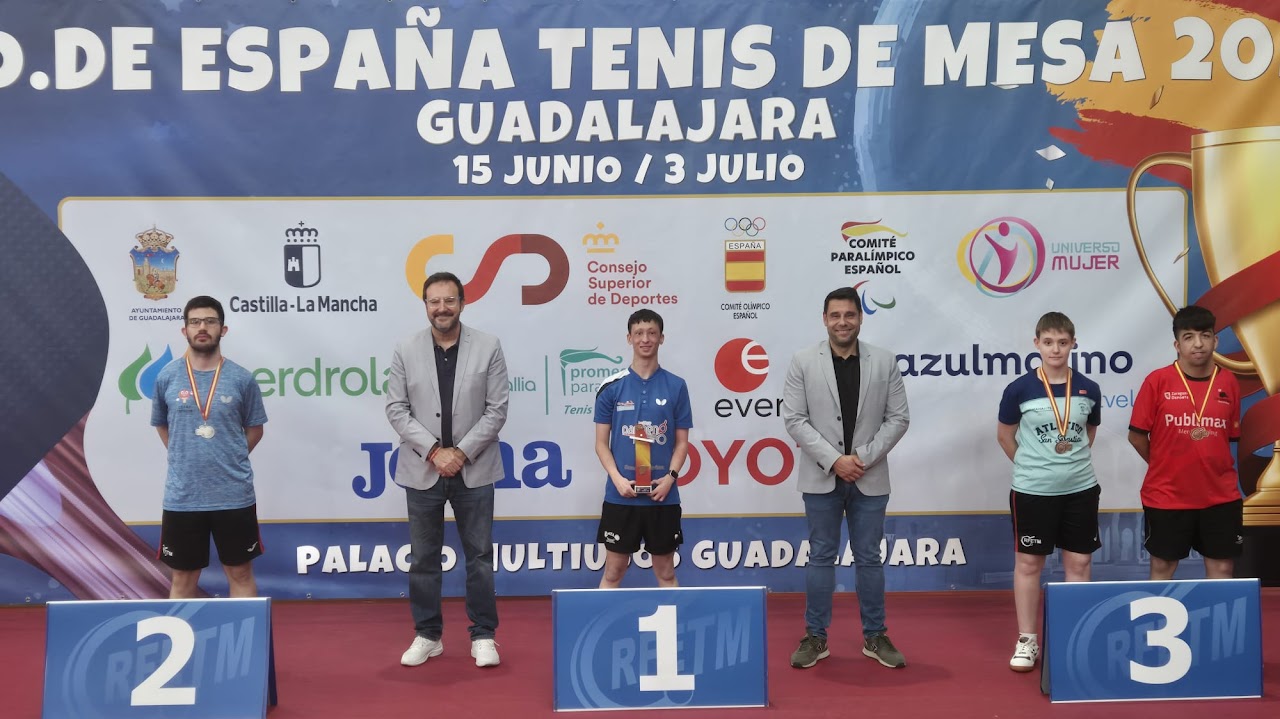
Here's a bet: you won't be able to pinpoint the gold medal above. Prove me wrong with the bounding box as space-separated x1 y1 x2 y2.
1173 362 1219 442
1038 367 1073 456
185 353 224 441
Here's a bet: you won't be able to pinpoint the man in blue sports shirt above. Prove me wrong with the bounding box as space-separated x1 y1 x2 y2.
152 296 268 599
594 309 692 588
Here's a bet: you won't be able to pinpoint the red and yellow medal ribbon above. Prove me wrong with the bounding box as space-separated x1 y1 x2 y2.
184 353 224 424
1173 361 1219 432
1037 367 1072 442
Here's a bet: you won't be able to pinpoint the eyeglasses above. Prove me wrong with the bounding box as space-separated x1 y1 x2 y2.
425 297 460 308
186 318 222 327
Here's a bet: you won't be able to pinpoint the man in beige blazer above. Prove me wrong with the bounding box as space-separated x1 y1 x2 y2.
386 271 509 669
782 286 910 670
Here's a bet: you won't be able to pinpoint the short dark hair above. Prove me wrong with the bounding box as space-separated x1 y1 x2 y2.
823 287 863 314
628 308 663 334
1035 311 1075 338
1173 305 1216 336
422 271 465 302
184 296 224 324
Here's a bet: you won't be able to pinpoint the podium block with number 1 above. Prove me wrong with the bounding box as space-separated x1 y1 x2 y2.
553 587 768 711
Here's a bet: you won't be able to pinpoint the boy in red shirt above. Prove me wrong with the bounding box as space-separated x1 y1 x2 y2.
1128 305 1243 580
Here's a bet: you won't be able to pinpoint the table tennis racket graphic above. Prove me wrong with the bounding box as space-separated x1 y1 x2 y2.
0 173 170 598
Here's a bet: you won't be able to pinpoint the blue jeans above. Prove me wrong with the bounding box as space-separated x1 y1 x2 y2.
405 478 497 641
803 482 890 639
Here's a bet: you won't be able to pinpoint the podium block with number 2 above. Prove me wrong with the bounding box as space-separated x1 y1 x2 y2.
42 598 276 719
1043 579 1262 702
553 587 768 711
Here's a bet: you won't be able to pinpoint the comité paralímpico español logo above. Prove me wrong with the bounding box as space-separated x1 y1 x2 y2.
129 227 179 300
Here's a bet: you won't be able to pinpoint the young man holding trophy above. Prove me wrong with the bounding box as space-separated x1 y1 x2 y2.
593 309 692 588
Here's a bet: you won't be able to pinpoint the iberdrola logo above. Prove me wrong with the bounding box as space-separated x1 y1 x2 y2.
118 345 174 414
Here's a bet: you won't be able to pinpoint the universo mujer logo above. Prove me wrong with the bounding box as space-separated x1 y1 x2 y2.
956 217 1045 297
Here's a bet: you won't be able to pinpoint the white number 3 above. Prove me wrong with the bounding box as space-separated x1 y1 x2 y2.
1128 596 1192 684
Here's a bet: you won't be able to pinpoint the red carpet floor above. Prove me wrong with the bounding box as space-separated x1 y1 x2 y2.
3 591 1277 718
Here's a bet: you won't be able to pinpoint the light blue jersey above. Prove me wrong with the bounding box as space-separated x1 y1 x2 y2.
151 358 268 511
998 370 1101 496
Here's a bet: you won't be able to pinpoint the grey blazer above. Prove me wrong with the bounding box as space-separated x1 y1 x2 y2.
385 324 509 490
782 339 909 496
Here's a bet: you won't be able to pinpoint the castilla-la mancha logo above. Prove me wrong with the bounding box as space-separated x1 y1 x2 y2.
129 227 179 300
284 221 322 288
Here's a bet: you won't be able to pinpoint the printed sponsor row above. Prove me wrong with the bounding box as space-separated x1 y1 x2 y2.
117 212 1121 324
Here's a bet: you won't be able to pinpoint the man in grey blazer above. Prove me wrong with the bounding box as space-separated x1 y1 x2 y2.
782 286 910 670
386 271 509 669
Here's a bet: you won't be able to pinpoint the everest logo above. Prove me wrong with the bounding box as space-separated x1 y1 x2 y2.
118 345 175 414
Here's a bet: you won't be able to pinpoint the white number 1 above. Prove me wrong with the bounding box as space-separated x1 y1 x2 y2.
130 616 197 706
1128 596 1192 685
637 605 695 692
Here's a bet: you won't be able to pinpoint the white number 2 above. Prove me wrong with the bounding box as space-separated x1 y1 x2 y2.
637 605 695 692
1128 596 1192 685
130 616 198 706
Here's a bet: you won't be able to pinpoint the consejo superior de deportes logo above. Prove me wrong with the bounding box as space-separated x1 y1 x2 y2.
404 233 569 305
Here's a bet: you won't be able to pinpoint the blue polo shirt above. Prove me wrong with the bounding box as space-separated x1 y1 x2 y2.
150 358 268 511
998 369 1101 496
594 366 693 506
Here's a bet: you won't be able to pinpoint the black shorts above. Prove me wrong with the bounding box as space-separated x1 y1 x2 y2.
1143 499 1244 561
597 502 683 555
158 505 264 571
1010 485 1101 556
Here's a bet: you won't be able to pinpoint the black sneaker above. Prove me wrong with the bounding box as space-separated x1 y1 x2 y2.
790 634 830 668
862 633 906 668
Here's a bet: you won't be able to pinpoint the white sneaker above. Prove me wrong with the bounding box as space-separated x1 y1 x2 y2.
401 636 443 666
472 638 500 667
1009 636 1039 672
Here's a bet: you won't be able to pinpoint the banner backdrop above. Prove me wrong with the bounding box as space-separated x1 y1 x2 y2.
1 0 1277 602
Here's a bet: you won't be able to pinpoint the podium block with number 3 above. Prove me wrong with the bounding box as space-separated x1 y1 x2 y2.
1042 579 1262 702
42 598 277 719
553 587 768 711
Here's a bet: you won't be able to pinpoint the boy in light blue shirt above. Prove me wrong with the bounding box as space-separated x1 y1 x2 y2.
996 312 1101 672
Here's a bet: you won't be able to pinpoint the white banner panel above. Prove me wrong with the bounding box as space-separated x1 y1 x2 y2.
63 189 1187 522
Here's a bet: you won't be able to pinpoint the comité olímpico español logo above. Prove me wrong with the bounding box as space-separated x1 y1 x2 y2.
129 227 179 300
956 216 1045 297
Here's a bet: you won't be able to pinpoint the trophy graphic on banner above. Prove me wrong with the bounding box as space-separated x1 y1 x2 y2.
630 423 655 495
1127 126 1280 526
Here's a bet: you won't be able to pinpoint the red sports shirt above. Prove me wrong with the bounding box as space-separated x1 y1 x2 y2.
1129 364 1242 509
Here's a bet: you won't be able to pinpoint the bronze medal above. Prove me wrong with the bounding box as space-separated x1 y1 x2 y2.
1038 368 1074 456
1173 363 1219 443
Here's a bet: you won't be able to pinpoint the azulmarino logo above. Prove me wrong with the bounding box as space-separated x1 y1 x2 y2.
118 345 174 414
